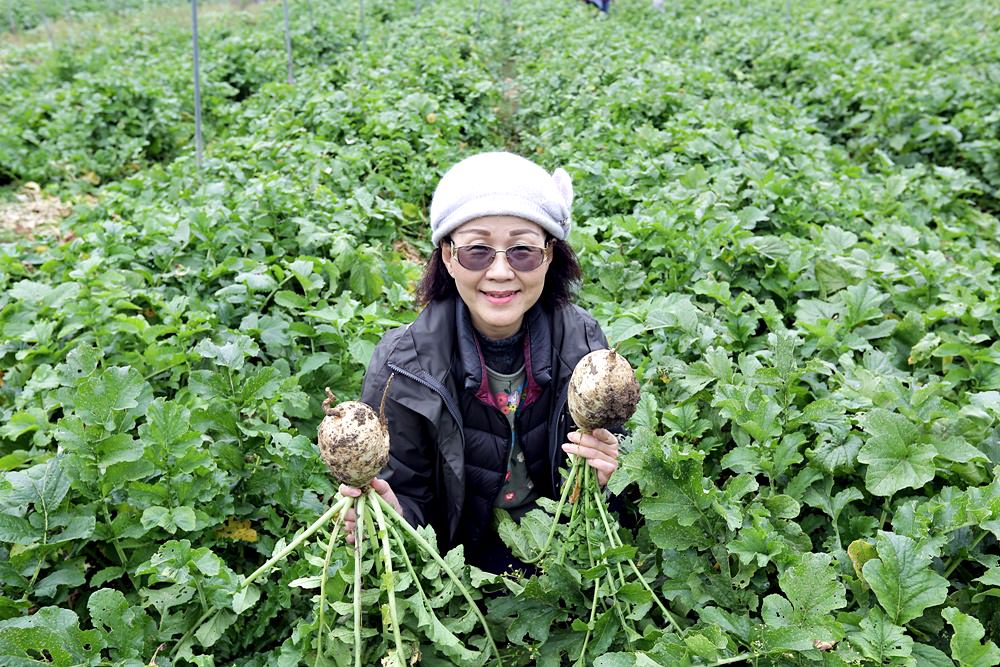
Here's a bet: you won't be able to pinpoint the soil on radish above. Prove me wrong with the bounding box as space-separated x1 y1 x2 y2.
317 388 390 488
567 349 640 431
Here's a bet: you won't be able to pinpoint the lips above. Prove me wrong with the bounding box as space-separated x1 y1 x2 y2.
483 290 518 304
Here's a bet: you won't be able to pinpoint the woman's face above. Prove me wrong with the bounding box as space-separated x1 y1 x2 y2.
442 216 551 340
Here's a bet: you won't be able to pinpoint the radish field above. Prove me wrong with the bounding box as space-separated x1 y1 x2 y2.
2 0 1000 665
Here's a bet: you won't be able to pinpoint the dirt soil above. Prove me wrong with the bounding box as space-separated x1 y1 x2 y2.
0 183 72 239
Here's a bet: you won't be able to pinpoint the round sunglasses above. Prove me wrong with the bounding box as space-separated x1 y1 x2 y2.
449 241 551 272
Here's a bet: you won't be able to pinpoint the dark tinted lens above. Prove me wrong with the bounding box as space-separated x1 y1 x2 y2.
505 245 545 271
456 245 496 270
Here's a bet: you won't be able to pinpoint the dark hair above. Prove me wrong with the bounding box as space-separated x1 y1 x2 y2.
416 237 582 310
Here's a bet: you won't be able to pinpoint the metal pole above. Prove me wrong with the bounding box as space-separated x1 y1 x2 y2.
282 0 294 84
475 0 482 31
191 0 204 170
8 0 17 35
35 0 54 48
359 0 365 47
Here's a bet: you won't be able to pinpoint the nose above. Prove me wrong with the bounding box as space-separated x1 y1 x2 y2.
484 251 516 279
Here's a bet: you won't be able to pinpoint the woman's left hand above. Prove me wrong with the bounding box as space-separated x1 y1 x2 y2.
561 428 619 487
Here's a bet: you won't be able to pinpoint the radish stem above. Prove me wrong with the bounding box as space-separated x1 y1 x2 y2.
575 573 601 666
315 510 346 666
353 494 366 667
244 495 350 588
373 494 504 665
173 496 350 660
592 488 684 635
522 454 582 564
370 488 406 664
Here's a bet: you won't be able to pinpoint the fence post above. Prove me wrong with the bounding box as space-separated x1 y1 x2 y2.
282 0 294 84
191 0 204 170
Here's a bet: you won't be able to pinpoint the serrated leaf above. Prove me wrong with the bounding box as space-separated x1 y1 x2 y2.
779 552 847 622
863 532 949 625
75 367 147 430
0 514 41 545
3 458 71 512
87 588 154 659
849 607 912 663
858 410 936 496
638 459 711 527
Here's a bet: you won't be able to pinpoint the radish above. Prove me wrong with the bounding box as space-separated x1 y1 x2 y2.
567 348 641 432
317 387 390 487
514 349 683 661
184 375 503 667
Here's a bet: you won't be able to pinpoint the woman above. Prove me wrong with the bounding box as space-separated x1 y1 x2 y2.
339 151 620 574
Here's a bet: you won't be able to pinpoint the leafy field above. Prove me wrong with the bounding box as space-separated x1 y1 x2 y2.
1 0 999 665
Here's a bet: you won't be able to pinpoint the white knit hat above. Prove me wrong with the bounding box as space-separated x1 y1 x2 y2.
429 151 574 246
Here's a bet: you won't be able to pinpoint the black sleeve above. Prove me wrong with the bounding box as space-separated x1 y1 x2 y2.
360 335 434 528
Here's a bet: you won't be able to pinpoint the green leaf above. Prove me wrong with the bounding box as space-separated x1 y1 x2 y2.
3 458 71 512
49 515 96 543
779 552 847 623
35 565 86 598
194 609 236 648
172 506 197 532
74 367 148 430
849 607 913 663
942 607 1000 667
348 338 375 369
638 459 711 528
87 588 154 659
0 514 41 545
96 433 143 473
863 532 949 625
142 399 200 455
934 437 989 464
0 607 104 666
195 335 258 371
911 643 955 667
858 409 936 496
232 584 260 614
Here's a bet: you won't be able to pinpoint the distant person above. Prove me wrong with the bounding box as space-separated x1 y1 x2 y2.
583 0 611 13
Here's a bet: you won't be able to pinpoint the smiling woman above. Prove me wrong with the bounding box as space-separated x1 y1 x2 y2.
337 151 621 574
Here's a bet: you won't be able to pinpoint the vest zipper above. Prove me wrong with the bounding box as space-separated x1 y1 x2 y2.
386 363 465 432
550 384 570 493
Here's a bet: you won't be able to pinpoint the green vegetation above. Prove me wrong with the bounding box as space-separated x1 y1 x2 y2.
1 0 998 665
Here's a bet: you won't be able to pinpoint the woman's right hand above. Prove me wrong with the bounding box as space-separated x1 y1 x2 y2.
339 478 402 544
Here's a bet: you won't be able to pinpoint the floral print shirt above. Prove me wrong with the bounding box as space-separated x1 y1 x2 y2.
486 365 539 517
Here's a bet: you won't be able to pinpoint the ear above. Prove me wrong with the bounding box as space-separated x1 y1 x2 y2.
441 243 456 277
552 168 573 209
